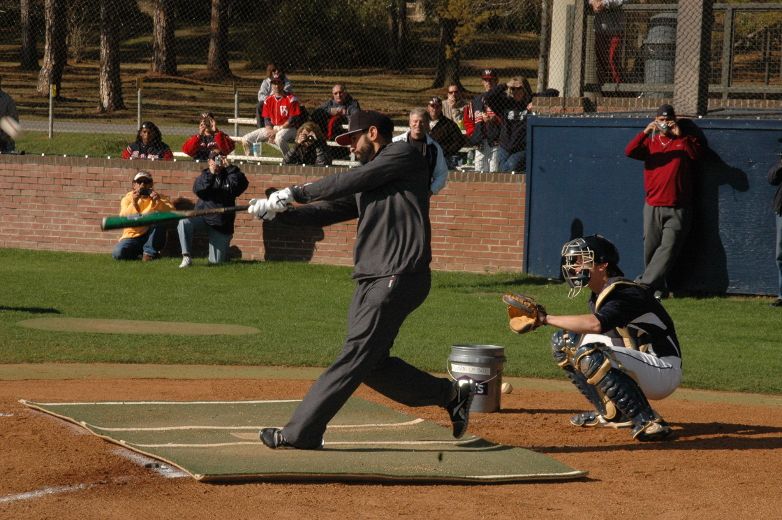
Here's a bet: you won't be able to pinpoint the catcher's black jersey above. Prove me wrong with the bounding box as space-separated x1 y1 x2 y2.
589 278 681 359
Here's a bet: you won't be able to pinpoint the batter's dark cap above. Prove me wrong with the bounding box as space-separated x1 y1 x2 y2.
657 103 676 118
334 110 394 146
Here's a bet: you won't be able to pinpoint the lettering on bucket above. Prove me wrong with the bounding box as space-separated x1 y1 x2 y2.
450 363 491 376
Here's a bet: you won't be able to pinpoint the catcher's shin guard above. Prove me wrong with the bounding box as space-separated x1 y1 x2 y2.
552 333 608 417
574 344 671 441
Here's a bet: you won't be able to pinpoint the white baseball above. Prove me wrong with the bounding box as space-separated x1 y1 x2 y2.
501 382 513 394
0 116 22 139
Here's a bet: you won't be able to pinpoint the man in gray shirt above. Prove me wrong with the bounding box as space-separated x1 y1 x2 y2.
248 110 477 449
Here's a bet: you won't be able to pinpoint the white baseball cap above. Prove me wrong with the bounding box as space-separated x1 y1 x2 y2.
133 171 153 182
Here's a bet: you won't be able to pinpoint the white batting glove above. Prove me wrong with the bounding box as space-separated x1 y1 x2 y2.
247 198 276 221
268 187 294 213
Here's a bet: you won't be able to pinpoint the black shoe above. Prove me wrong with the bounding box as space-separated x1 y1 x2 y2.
770 298 782 308
446 379 477 439
260 427 293 449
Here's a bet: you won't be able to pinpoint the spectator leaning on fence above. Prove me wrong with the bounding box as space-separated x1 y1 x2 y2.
256 63 293 127
426 96 465 170
241 77 301 157
122 121 173 161
283 122 332 167
590 0 627 91
0 80 19 153
767 158 782 307
393 108 448 195
178 149 249 268
484 76 533 172
182 112 235 161
464 68 502 173
625 104 702 299
311 84 361 141
112 170 175 261
442 83 466 127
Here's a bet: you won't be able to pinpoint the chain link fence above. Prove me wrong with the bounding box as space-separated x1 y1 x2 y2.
1 1 782 171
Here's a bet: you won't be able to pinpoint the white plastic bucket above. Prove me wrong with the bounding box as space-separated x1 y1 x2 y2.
448 344 506 413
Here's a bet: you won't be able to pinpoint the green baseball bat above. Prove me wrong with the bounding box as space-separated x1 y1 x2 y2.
101 205 250 231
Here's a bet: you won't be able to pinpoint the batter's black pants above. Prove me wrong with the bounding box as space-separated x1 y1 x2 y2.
280 271 452 449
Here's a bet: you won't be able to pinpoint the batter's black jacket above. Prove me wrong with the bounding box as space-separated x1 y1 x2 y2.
278 141 432 280
192 164 249 235
768 159 782 215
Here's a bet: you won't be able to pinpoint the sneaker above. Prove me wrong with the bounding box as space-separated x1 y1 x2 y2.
446 379 477 439
142 253 155 262
770 298 782 308
570 411 633 429
632 419 673 442
259 427 323 450
178 256 191 269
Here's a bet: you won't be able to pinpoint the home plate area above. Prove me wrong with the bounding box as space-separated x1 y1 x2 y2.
21 397 585 483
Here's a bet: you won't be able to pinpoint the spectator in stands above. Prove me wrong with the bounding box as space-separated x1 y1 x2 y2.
112 170 175 261
182 112 235 161
484 76 533 172
283 122 332 167
256 63 293 127
177 150 249 268
241 77 301 157
590 0 627 92
0 80 19 153
393 108 448 194
442 83 466 127
426 96 465 169
122 121 173 161
311 84 361 140
463 68 502 172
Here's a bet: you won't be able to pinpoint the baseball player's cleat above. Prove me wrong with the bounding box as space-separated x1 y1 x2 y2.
570 411 633 429
259 428 324 450
447 378 477 439
632 419 673 442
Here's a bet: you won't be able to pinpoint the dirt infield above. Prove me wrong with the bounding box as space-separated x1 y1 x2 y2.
1 370 781 519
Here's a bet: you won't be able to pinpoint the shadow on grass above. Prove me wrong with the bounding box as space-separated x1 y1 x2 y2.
0 306 61 314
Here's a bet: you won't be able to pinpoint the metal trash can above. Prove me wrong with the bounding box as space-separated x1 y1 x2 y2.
644 13 678 98
448 344 506 413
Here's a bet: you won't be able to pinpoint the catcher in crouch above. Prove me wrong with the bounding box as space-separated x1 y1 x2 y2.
504 235 681 441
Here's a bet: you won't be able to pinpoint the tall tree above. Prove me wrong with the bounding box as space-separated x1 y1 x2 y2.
387 0 409 71
98 0 125 112
36 0 68 97
20 0 40 70
152 0 177 75
206 0 232 77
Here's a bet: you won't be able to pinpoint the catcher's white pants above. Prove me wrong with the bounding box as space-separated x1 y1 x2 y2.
581 333 682 400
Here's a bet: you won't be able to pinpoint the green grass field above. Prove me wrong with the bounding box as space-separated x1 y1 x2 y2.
0 248 779 395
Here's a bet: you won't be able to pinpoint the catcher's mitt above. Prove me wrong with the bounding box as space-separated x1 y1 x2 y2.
502 293 546 334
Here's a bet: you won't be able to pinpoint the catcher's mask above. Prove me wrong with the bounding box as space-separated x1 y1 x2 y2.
561 235 622 298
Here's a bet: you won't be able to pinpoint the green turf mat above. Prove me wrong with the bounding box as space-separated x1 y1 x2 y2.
21 397 586 483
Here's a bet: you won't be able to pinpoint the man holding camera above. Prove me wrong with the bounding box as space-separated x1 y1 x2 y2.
625 104 703 298
112 171 175 261
177 149 249 268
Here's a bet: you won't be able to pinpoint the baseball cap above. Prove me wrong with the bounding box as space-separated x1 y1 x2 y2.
334 110 394 146
428 96 442 106
133 171 153 182
270 76 284 85
582 234 623 275
481 68 498 80
208 149 224 160
657 104 676 118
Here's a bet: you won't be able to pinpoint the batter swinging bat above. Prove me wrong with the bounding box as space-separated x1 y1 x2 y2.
100 205 250 231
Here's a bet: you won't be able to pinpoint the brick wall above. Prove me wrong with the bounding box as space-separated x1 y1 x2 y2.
0 156 526 273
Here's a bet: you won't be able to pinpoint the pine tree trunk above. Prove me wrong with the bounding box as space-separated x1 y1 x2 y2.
152 0 177 75
206 0 231 76
98 0 125 112
20 0 39 70
431 19 461 89
36 0 68 97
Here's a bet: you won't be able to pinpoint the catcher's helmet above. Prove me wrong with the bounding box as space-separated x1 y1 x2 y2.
561 235 622 297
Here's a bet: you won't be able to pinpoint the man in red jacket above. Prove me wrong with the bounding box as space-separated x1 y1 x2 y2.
625 104 702 299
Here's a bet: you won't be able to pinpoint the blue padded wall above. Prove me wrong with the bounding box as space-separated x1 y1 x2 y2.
525 116 782 296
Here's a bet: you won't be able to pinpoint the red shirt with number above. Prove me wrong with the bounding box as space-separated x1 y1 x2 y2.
262 94 301 126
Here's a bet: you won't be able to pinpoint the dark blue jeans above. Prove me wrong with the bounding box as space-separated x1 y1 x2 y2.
112 226 166 260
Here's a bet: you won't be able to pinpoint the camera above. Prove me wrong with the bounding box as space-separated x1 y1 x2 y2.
305 135 317 144
138 188 152 197
213 155 225 167
656 121 670 132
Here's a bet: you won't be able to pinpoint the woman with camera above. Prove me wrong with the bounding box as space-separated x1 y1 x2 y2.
111 171 175 261
282 122 332 167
